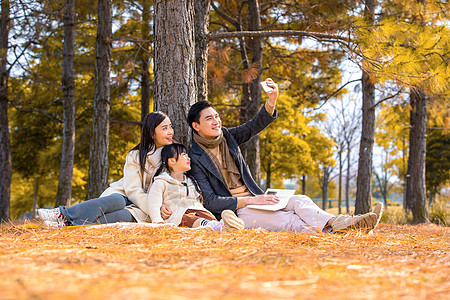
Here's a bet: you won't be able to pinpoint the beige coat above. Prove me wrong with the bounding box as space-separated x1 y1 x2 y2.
147 172 209 225
100 147 162 223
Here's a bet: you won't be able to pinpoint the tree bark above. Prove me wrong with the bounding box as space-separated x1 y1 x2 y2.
154 0 196 145
87 0 112 199
194 0 211 103
355 0 375 215
0 0 11 221
55 0 76 207
140 0 152 123
244 0 263 184
32 178 39 218
322 167 330 210
345 146 351 213
338 149 342 215
405 88 428 224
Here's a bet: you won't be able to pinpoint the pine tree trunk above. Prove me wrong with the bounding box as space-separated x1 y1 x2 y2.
55 0 76 207
0 0 11 221
405 89 428 224
245 0 263 184
87 0 112 199
140 0 151 123
194 0 211 103
355 0 376 215
154 0 196 145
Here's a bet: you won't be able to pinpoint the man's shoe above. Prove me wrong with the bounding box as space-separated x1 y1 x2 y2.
38 208 67 228
221 210 245 230
331 212 377 233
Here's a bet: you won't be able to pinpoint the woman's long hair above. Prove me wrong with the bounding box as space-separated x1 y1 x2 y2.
154 143 203 203
132 111 169 173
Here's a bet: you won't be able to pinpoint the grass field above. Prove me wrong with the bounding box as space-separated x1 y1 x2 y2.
0 220 448 300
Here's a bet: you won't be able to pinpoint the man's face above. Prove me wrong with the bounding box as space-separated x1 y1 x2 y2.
192 107 222 139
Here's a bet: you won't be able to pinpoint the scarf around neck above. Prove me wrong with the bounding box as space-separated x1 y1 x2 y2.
193 131 241 189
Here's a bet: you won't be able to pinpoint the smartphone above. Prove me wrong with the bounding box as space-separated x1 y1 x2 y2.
260 81 273 93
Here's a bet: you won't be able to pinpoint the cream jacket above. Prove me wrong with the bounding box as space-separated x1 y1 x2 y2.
100 147 162 223
147 172 209 225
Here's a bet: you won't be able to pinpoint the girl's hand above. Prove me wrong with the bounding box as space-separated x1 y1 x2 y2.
160 204 172 219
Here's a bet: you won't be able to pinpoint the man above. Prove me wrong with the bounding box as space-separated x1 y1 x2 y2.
186 78 382 233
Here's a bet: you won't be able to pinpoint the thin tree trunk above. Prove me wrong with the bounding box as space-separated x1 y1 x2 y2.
56 0 76 207
140 0 152 123
245 0 263 183
194 0 211 103
355 0 375 215
87 0 112 199
345 146 351 213
405 89 428 224
301 175 306 195
265 160 271 189
154 0 196 145
32 178 39 218
322 168 329 210
338 149 342 214
0 0 11 221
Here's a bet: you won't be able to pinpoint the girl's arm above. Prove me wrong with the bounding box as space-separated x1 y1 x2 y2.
147 180 166 224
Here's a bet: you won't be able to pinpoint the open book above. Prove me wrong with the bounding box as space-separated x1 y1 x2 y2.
246 188 296 211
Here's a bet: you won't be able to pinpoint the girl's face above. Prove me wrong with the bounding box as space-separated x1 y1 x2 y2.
154 117 174 148
169 152 191 173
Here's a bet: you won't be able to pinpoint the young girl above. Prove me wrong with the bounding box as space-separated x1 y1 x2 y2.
38 112 174 227
147 143 245 230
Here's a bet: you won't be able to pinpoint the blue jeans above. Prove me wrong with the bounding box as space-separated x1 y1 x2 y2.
59 193 134 226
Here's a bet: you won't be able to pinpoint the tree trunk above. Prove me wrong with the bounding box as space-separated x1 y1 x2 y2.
55 0 76 207
345 146 351 213
265 160 271 189
87 0 112 199
338 149 342 214
322 168 330 210
405 89 428 224
245 0 263 184
140 0 152 123
154 0 196 145
355 0 375 215
32 177 39 218
0 0 11 221
301 175 306 195
194 0 211 103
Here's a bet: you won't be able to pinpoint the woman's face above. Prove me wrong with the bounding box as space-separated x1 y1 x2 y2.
154 117 174 148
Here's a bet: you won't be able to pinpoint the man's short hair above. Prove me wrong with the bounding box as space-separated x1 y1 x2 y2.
187 100 215 130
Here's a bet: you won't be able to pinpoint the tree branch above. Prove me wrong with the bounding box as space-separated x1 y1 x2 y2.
209 30 351 44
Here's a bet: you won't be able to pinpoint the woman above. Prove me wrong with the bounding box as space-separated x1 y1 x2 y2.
38 111 174 227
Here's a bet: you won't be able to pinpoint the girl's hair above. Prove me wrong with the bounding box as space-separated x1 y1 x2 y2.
155 143 203 202
132 111 169 173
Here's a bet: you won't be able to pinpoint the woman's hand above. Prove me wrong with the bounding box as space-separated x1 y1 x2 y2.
160 204 172 219
245 194 280 206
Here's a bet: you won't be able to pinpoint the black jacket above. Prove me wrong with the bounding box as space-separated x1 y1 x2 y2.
189 106 277 218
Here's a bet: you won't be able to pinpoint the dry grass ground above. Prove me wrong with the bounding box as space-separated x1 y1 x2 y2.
0 221 448 300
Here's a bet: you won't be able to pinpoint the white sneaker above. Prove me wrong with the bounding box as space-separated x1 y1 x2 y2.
38 208 67 228
331 212 377 233
221 210 245 230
